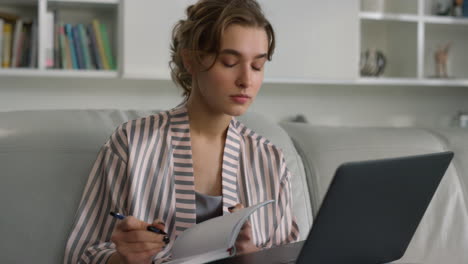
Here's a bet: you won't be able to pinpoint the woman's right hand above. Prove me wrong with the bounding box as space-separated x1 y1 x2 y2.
108 216 168 264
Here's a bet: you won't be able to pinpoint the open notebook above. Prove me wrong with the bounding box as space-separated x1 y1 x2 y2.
165 199 274 264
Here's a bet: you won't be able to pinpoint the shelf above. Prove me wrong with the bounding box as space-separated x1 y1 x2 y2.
47 0 119 9
0 69 118 78
359 12 419 22
423 15 468 25
48 0 119 5
357 77 468 87
265 77 468 87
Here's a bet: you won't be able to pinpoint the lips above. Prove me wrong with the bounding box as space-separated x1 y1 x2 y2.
230 94 251 104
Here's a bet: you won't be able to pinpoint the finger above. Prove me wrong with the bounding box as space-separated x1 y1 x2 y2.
240 220 252 231
228 203 244 212
119 230 168 244
150 219 166 232
117 216 148 232
237 229 253 241
117 241 166 255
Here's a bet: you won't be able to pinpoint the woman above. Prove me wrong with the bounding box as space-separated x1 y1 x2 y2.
64 0 299 263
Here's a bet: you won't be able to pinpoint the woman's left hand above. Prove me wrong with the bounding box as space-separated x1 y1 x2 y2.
228 204 261 255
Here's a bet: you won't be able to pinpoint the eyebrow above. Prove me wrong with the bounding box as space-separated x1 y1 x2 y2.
219 49 267 59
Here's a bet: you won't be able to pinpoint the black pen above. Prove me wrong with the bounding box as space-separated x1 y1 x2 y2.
109 212 170 244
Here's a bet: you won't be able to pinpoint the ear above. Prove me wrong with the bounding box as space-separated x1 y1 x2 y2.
181 49 194 74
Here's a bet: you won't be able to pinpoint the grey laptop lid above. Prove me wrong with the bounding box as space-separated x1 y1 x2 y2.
297 151 454 264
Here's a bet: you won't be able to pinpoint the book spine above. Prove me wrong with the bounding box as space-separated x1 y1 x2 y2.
65 24 78 69
59 24 70 69
53 10 61 69
87 23 102 70
45 11 54 68
14 26 25 67
29 21 38 68
0 18 4 66
20 24 30 67
11 19 23 68
78 24 93 69
100 23 115 70
2 23 12 68
72 25 84 69
92 19 109 70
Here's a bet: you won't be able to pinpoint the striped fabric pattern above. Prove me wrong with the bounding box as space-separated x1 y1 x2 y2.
64 102 299 263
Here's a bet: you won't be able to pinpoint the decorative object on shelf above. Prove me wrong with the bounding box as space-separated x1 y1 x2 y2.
457 111 468 128
453 0 464 17
434 42 451 78
435 0 452 16
360 48 386 77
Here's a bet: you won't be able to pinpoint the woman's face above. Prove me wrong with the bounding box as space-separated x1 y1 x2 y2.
191 24 269 117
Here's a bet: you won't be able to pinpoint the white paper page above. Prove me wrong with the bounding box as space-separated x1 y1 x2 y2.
170 200 274 262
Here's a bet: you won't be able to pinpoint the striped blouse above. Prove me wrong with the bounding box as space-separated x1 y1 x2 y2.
64 102 300 264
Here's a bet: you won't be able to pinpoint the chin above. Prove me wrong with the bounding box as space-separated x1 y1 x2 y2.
224 105 249 117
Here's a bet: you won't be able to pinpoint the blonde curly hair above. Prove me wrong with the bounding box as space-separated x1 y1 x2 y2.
169 0 275 97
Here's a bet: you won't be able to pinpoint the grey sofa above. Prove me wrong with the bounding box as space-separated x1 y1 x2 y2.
0 109 467 264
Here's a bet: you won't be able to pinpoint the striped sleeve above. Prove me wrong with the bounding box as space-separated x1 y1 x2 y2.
271 154 300 246
64 130 129 264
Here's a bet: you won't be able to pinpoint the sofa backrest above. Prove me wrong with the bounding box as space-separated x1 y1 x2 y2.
281 122 468 264
0 109 310 264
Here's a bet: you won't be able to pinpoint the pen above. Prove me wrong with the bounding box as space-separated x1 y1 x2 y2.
109 212 170 244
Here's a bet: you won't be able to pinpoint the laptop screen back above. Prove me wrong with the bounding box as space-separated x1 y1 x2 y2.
297 151 454 264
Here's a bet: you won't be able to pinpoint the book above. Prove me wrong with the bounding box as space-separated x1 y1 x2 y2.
165 200 274 264
100 23 115 70
2 23 12 68
77 24 93 69
0 18 4 65
59 24 71 69
87 23 102 69
92 19 109 69
0 11 19 22
19 22 31 67
11 19 23 68
72 25 85 69
45 11 54 68
64 24 78 69
53 10 61 69
29 20 38 68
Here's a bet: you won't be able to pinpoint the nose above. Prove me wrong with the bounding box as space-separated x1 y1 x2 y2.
235 64 252 89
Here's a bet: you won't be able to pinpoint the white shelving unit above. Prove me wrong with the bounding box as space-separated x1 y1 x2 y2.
0 0 120 78
359 0 468 86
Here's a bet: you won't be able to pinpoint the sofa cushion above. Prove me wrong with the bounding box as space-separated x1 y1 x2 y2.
281 122 468 264
427 128 468 210
237 113 312 240
0 109 310 263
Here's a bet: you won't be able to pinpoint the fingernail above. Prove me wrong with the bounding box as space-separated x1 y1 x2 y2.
228 206 235 211
147 226 167 235
163 236 170 244
157 221 166 226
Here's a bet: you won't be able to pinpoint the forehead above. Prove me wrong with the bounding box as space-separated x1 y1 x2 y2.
219 25 269 57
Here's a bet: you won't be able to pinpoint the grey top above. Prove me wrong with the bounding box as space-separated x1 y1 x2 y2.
195 191 223 224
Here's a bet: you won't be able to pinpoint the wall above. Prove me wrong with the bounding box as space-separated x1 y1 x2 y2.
1 0 467 128
1 76 467 128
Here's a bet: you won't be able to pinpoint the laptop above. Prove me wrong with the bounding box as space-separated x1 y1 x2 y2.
212 151 454 264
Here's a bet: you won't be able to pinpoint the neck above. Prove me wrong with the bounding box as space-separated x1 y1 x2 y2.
186 93 232 139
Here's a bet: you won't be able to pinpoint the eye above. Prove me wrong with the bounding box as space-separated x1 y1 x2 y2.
252 65 263 71
223 62 236 68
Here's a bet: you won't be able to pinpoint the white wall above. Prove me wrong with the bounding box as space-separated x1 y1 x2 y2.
0 0 467 128
1 76 467 128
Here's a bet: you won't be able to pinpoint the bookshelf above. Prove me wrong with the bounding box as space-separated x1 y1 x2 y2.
0 0 120 78
360 0 468 84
